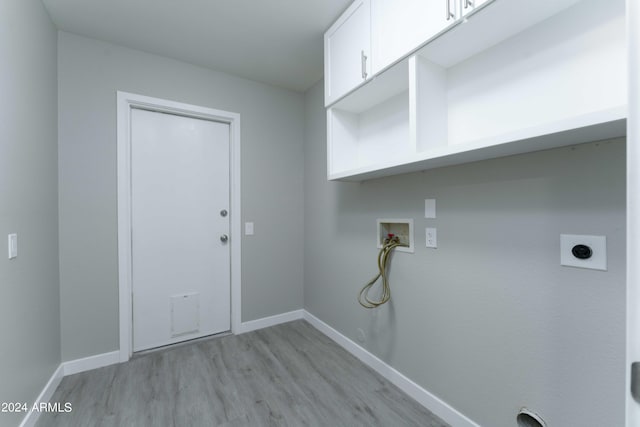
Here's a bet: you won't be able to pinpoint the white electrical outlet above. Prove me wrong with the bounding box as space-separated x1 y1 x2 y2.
560 234 606 271
426 228 437 248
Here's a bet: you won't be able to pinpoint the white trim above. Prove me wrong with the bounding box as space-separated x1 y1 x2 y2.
116 91 242 362
627 0 640 425
18 365 64 427
236 309 304 334
303 310 480 427
62 351 121 376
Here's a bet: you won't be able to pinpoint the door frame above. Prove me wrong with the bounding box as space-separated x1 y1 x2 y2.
627 0 640 424
116 91 241 362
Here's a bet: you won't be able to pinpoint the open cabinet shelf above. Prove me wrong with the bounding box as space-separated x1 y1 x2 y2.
327 60 413 175
327 0 627 181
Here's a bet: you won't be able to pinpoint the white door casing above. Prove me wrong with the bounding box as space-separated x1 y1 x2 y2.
117 92 241 361
131 109 230 351
627 0 640 425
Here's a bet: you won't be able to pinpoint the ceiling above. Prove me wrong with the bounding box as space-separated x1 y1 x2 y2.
41 0 351 92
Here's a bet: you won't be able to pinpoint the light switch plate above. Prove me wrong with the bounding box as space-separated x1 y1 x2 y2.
8 234 17 259
245 222 254 236
560 234 606 271
425 199 436 219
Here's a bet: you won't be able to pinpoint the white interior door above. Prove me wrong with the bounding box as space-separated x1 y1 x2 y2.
131 108 230 352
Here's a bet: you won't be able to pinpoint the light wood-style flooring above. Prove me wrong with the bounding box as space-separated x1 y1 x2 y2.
37 320 449 426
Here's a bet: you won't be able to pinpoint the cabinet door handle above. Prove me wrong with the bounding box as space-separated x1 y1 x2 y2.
361 50 368 80
464 0 474 9
446 0 455 20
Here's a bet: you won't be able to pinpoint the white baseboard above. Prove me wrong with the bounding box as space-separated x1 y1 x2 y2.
62 350 121 376
303 310 481 427
19 364 64 427
236 309 304 334
19 351 121 426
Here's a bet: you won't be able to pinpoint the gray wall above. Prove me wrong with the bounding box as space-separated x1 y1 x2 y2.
303 81 626 427
0 1 60 426
58 32 304 361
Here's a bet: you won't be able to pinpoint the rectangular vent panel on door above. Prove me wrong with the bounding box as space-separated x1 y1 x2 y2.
171 293 200 337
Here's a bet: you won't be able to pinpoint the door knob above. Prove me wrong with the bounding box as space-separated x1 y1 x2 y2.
220 209 228 217
220 234 229 243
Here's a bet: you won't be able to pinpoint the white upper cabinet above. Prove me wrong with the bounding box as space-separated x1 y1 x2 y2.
460 0 493 16
325 0 627 181
324 0 371 107
371 0 458 75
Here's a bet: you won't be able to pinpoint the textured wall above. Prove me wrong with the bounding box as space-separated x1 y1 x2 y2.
304 81 626 427
58 32 304 361
0 1 60 426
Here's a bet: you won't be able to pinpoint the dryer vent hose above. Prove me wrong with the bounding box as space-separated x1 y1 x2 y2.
358 234 406 309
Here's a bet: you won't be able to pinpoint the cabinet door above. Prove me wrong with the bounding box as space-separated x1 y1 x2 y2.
324 0 371 106
461 0 494 16
372 0 458 74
